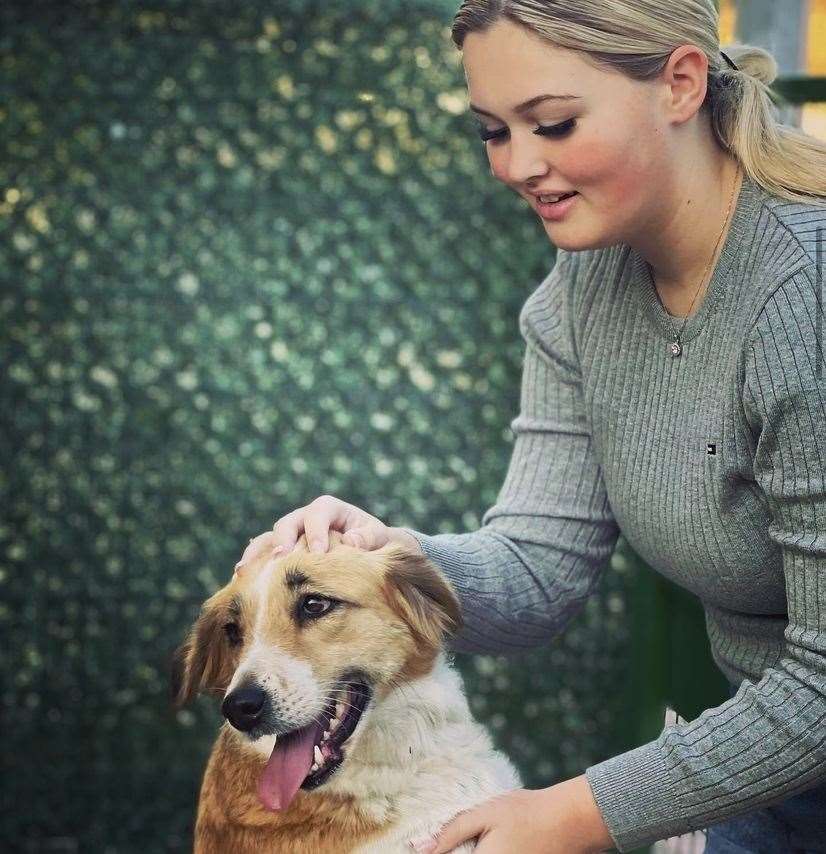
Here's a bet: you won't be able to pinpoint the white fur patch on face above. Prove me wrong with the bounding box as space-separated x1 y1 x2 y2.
251 554 280 604
225 561 330 739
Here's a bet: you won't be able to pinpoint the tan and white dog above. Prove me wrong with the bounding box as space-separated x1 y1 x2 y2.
171 531 521 853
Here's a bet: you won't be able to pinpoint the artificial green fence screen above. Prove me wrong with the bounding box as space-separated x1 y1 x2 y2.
1 2 726 851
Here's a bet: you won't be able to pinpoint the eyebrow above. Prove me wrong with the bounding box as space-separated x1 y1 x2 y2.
284 568 311 590
469 93 582 119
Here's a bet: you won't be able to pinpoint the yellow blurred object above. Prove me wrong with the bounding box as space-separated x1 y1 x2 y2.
720 0 825 140
803 0 826 139
809 0 826 74
719 0 737 44
800 0 826 140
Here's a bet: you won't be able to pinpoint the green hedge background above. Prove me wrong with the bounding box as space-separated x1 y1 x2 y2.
1 2 726 851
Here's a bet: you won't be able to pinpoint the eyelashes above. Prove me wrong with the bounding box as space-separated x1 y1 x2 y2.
477 118 577 143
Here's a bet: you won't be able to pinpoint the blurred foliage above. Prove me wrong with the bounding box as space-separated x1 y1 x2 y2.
0 0 639 850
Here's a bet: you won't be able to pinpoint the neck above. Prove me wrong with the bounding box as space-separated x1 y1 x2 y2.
629 146 742 294
328 651 474 800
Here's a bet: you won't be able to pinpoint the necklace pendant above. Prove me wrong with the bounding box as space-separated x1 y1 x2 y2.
669 338 682 357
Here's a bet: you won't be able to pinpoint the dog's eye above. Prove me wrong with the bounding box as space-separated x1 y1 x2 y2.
301 596 334 619
223 621 242 646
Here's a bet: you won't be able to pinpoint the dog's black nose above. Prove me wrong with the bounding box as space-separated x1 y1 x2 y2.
222 686 267 732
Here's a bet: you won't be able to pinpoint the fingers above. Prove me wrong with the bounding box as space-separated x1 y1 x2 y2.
301 496 339 554
436 814 481 852
302 495 356 553
409 836 437 854
235 531 278 570
271 505 311 552
410 809 479 854
341 525 382 551
234 499 325 573
234 495 387 577
341 528 366 549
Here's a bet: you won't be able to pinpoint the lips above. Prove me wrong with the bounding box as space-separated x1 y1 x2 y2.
533 191 579 221
530 190 576 199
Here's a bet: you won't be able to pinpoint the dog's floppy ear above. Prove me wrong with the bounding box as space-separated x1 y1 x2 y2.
170 595 237 708
381 546 463 651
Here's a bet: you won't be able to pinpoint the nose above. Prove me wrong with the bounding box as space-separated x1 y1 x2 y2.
496 130 549 186
222 686 267 732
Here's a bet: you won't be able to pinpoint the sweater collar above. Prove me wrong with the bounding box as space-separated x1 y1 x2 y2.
630 171 765 346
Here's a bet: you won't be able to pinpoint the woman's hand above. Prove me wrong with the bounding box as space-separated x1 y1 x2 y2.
234 494 423 574
409 776 615 854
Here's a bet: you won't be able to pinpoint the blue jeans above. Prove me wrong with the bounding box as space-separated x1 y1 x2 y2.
703 682 826 853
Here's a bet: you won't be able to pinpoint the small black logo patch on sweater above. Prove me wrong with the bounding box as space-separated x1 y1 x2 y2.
706 442 716 456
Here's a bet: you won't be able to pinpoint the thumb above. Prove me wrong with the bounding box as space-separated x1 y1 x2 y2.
342 525 382 550
427 808 481 854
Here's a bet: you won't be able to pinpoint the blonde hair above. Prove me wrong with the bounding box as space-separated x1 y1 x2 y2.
452 0 826 206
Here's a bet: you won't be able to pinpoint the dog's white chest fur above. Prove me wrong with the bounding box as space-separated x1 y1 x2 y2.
321 651 522 853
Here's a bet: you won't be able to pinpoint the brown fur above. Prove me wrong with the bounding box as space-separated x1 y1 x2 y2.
381 549 463 683
171 589 241 707
193 727 386 853
171 531 464 853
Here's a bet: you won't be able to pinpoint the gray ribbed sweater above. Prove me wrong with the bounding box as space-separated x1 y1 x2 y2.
402 173 826 852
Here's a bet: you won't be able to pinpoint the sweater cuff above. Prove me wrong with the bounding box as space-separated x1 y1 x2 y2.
397 527 473 593
585 740 684 852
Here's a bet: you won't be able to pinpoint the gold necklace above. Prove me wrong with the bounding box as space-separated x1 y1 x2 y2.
658 163 741 357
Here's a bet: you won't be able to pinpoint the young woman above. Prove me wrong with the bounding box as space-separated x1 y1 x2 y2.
235 2 826 851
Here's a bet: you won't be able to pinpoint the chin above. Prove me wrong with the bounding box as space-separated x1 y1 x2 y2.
543 229 593 252
543 222 619 253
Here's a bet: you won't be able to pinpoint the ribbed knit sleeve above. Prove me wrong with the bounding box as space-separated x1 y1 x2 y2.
585 266 826 851
402 249 620 656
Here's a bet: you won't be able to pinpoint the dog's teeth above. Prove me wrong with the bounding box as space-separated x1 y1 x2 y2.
329 716 341 732
322 728 331 741
335 701 346 719
310 761 319 772
314 745 324 765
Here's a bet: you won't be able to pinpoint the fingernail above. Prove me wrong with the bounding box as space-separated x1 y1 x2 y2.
410 841 437 854
310 540 326 553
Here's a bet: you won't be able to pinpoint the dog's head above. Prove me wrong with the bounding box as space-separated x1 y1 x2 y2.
170 532 462 811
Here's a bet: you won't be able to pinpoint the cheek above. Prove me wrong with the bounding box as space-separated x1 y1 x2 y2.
570 129 656 211
570 128 640 181
485 127 655 195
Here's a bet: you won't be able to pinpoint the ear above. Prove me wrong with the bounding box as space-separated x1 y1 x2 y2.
381 546 463 651
169 596 237 708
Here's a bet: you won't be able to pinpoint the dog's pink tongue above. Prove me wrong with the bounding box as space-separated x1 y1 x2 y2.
257 723 321 812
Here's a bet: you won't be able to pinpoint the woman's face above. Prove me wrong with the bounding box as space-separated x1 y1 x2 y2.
461 19 673 251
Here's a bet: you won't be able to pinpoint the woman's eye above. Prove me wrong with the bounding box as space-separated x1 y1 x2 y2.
477 118 576 143
223 622 242 646
301 596 334 618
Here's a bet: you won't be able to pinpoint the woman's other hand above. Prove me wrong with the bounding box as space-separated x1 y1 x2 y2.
234 494 423 575
409 777 615 854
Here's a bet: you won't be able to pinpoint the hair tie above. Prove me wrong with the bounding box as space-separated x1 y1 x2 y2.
720 50 739 71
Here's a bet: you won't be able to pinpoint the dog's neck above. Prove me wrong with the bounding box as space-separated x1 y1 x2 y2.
320 650 476 809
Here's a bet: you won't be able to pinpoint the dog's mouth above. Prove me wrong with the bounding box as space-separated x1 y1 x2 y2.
257 676 372 812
